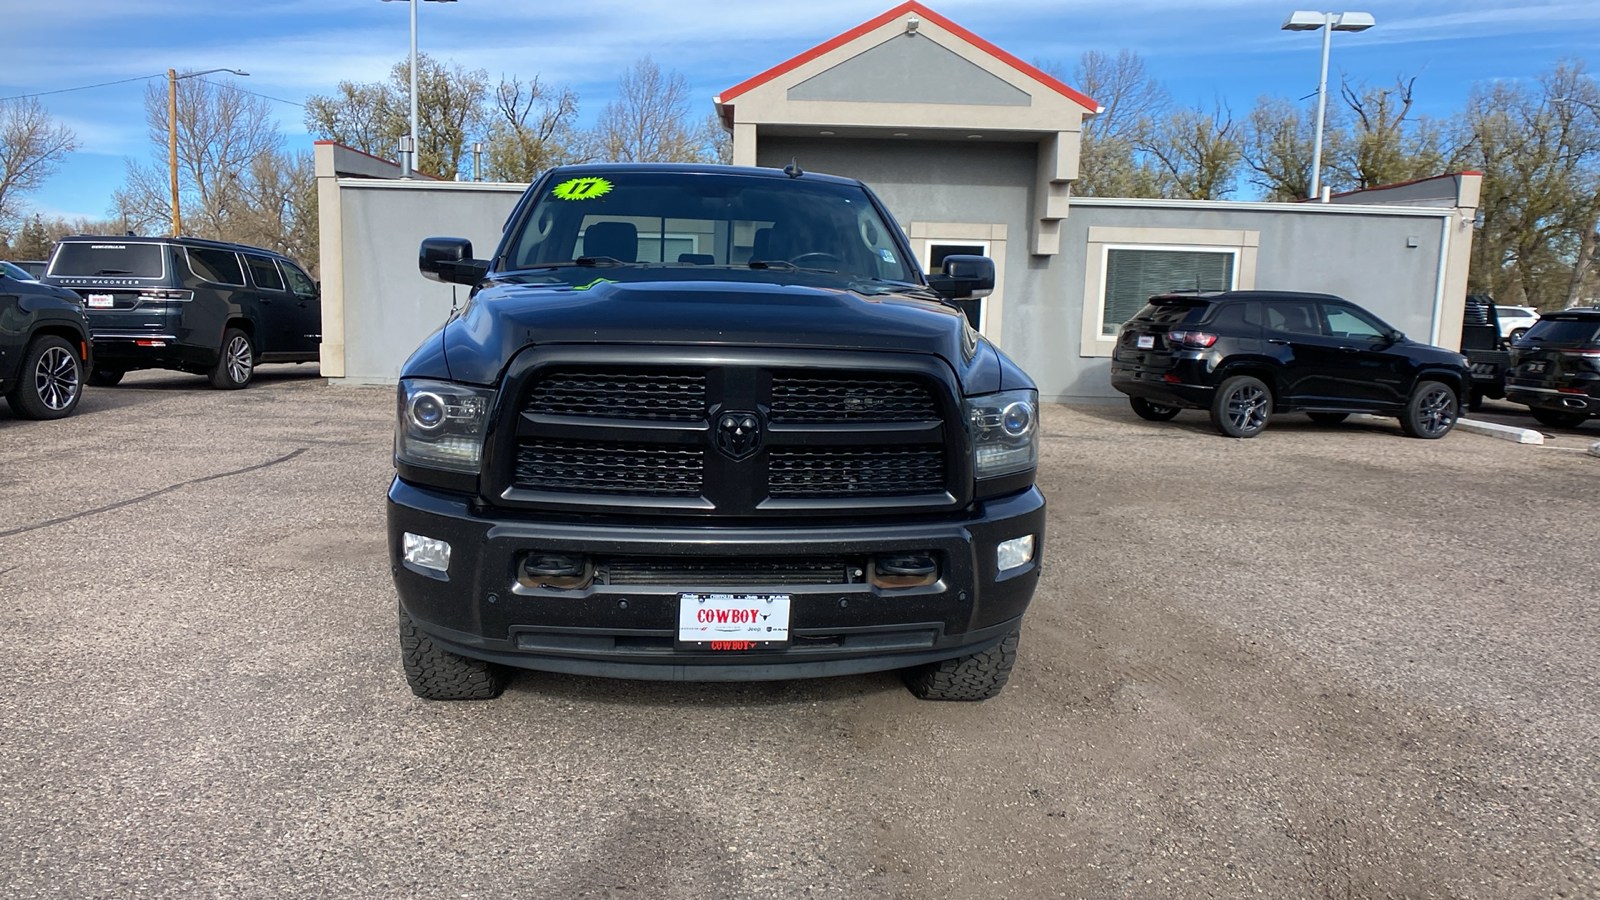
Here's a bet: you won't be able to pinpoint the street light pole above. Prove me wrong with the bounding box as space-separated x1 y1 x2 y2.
1283 10 1375 200
382 0 457 178
168 67 249 237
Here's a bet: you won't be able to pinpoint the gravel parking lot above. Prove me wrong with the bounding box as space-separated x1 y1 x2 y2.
2 369 1596 899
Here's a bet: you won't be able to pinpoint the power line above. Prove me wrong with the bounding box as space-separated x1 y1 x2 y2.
0 73 165 103
198 79 304 108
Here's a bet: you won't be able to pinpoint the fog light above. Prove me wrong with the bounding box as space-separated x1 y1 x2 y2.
996 535 1035 572
403 532 451 573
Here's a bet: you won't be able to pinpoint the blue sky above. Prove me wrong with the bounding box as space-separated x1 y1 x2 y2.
5 0 1598 221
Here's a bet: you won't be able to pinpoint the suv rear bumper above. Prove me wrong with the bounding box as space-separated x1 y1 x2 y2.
1110 360 1216 408
1505 382 1600 414
389 477 1045 680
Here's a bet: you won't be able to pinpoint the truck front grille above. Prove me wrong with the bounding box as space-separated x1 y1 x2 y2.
524 370 706 421
513 439 703 496
498 352 961 515
769 374 938 423
768 446 946 497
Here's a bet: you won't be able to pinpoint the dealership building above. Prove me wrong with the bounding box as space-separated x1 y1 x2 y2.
315 1 1480 402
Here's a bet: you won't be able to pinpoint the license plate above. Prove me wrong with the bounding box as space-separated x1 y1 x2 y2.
1136 335 1155 349
86 293 114 308
677 593 790 649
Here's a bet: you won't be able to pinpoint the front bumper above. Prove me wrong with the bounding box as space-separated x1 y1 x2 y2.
389 477 1046 681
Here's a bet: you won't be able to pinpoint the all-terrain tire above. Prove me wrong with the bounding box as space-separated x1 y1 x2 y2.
1129 396 1181 421
1530 407 1589 429
89 367 125 387
398 604 508 700
1306 412 1349 425
209 327 255 389
7 334 83 420
903 627 1019 701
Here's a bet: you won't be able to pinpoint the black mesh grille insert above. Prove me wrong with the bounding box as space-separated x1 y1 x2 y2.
601 557 859 586
514 439 703 496
768 446 945 497
524 370 706 421
769 374 938 423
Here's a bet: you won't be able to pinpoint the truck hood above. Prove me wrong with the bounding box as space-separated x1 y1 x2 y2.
423 278 1015 393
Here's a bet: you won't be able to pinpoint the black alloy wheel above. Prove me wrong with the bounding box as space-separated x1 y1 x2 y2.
7 335 83 420
1129 397 1182 421
1210 375 1271 438
1400 380 1458 439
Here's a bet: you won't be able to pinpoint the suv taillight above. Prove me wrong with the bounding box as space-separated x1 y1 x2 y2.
1166 330 1218 349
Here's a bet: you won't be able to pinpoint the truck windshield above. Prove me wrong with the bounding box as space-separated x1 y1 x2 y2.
501 171 918 286
50 241 166 278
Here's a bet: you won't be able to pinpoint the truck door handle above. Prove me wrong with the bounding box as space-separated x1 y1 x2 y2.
1268 339 1289 345
1339 346 1358 353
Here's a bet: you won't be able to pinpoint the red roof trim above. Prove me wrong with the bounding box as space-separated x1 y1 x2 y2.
717 1 1097 112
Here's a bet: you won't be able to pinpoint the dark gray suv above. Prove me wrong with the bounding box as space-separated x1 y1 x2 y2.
43 236 321 389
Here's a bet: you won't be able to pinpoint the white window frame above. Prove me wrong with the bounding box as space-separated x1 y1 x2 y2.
1079 226 1259 358
908 222 1008 344
1097 243 1240 337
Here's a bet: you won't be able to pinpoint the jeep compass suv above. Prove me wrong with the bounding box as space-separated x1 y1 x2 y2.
1110 291 1470 439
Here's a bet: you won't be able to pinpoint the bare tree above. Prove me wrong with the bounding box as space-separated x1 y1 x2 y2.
1036 51 1167 197
1240 95 1325 201
1332 75 1457 189
0 98 77 235
591 58 716 163
304 81 404 159
112 75 280 238
110 75 316 269
1141 102 1244 200
486 74 581 181
305 52 490 179
1457 61 1600 308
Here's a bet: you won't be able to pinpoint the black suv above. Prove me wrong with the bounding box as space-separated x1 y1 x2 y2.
389 163 1043 702
1111 291 1470 439
1504 307 1600 428
42 236 321 388
1 261 91 419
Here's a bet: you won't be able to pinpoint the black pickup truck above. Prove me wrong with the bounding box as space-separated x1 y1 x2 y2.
389 164 1045 701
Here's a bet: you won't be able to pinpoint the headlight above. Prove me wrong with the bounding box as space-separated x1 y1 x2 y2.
395 379 495 473
964 389 1037 478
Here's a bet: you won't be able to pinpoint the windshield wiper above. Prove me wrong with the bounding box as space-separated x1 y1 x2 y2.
95 268 134 275
515 257 638 272
748 259 838 274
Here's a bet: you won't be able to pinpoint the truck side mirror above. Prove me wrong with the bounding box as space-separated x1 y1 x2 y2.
419 237 489 285
927 255 995 300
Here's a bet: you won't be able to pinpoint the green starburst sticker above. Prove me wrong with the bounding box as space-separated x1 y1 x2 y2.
551 177 614 200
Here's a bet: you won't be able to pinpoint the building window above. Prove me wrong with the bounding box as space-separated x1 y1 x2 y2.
1100 247 1236 336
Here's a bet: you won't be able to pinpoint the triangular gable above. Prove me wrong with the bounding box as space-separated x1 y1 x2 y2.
788 34 1031 106
716 1 1097 114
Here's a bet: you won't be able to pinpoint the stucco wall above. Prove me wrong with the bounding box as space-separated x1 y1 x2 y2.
757 139 1462 403
322 180 524 384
